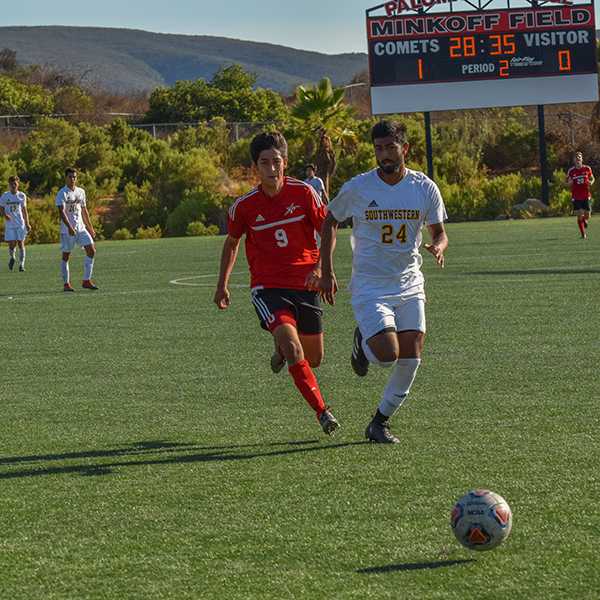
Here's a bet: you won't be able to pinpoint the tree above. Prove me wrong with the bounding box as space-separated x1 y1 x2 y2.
0 75 54 115
0 48 17 72
291 78 356 195
145 66 287 124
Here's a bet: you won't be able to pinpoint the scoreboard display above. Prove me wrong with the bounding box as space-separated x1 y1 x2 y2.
367 2 599 113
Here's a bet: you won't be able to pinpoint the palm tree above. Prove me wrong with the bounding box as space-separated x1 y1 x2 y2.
292 78 356 196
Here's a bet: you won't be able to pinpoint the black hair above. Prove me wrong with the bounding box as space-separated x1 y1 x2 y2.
250 132 288 164
65 167 78 177
305 164 317 172
371 120 407 144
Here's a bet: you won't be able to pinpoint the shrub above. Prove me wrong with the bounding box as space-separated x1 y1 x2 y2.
112 228 132 240
481 173 523 218
25 196 60 244
135 225 162 239
165 188 225 236
186 221 219 236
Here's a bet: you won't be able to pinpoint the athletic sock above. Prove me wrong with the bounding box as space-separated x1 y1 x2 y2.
578 217 586 237
83 256 95 281
288 359 326 416
378 358 422 418
18 247 25 267
9 248 16 259
61 260 70 284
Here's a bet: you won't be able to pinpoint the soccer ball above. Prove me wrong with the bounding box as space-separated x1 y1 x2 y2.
450 489 512 551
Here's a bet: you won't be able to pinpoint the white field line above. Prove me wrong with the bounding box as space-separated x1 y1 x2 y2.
170 272 247 288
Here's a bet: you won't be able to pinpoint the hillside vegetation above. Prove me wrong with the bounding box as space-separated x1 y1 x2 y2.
0 26 367 93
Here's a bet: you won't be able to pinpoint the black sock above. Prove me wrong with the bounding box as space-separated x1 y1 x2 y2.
373 409 389 424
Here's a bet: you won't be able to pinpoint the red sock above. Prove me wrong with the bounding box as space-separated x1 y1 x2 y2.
288 360 326 416
578 217 585 236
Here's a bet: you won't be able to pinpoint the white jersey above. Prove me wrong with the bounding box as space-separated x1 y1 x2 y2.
55 186 87 234
0 191 27 229
305 176 326 198
328 168 447 298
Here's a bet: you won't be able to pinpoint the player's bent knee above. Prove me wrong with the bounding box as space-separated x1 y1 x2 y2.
279 338 304 364
307 355 323 368
371 345 400 364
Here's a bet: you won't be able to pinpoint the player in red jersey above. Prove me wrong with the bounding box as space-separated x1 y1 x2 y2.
213 132 340 436
567 151 594 239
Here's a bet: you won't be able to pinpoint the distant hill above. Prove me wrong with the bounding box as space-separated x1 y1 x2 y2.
0 26 368 94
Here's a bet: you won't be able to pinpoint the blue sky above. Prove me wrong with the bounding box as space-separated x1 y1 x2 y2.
3 0 600 55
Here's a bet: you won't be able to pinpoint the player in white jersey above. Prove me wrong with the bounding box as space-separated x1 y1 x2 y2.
304 164 329 202
319 120 448 443
55 167 98 292
0 176 31 271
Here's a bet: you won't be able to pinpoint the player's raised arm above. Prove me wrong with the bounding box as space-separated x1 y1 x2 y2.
214 234 241 310
319 212 339 305
566 167 574 185
424 222 448 268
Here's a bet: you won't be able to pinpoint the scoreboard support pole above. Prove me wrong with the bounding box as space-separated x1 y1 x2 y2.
537 105 550 206
424 112 434 180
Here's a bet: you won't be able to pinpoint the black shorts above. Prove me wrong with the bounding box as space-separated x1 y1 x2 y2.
251 288 323 335
573 199 591 212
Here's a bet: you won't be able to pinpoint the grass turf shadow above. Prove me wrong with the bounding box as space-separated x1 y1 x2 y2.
357 559 476 574
0 439 368 479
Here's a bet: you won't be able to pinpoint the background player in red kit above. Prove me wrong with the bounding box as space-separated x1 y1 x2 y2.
213 132 340 436
567 151 594 239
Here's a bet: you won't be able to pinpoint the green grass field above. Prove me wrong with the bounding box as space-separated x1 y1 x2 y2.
0 218 598 599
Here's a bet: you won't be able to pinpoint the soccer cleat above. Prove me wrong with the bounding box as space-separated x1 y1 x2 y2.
82 280 99 290
64 283 75 293
318 408 340 436
8 257 15 271
270 351 286 374
351 327 369 377
18 266 25 272
365 418 400 444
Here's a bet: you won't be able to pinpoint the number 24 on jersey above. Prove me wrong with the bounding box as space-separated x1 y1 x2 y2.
381 224 407 244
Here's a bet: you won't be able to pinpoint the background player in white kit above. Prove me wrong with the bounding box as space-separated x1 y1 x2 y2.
0 176 31 272
55 168 98 292
319 120 448 443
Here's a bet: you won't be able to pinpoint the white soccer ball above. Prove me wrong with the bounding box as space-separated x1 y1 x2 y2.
450 489 512 551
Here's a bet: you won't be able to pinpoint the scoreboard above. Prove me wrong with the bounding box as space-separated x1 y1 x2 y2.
367 2 599 113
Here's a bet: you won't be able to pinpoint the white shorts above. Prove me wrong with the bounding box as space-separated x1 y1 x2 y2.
352 294 426 341
5 226 27 242
61 230 94 253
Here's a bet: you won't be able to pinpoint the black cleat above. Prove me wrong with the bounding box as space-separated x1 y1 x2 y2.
319 408 340 436
365 418 400 444
8 257 15 271
351 327 369 377
19 266 25 272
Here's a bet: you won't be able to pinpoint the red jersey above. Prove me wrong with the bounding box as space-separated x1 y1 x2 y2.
228 177 327 290
568 166 593 201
